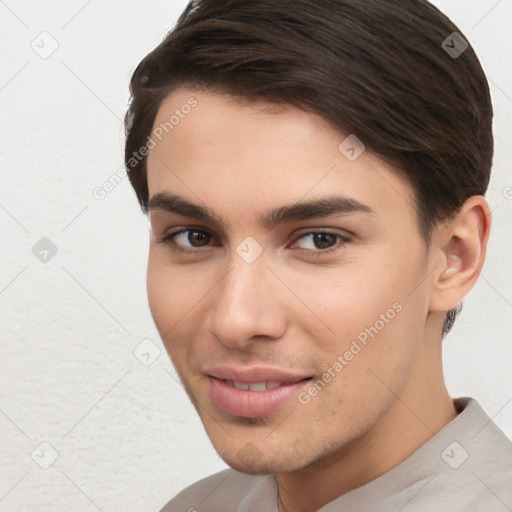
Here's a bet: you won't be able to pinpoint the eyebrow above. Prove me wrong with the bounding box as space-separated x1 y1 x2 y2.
147 192 376 228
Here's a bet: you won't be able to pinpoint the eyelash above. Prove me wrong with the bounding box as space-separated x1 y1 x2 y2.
156 228 351 258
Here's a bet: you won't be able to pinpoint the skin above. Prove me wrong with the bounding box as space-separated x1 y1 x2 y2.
145 87 491 512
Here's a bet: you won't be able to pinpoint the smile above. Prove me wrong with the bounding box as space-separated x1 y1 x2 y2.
208 375 313 418
224 380 293 391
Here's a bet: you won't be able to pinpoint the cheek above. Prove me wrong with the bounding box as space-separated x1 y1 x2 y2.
278 264 404 343
147 254 170 329
146 253 194 347
147 267 194 377
146 250 220 368
286 247 427 370
314 264 426 402
299 302 423 440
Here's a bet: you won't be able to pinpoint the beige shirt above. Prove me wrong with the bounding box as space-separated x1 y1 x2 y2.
160 397 512 511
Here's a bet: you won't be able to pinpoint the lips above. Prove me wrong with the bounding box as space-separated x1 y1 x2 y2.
205 366 313 418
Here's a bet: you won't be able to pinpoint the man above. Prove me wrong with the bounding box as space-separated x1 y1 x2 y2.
124 0 512 510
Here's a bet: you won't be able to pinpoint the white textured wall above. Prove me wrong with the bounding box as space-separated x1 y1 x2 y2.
1 1 511 510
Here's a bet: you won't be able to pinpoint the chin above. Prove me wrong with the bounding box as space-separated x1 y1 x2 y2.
214 443 312 475
224 455 296 475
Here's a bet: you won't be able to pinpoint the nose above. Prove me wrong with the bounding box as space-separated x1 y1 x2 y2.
206 252 287 349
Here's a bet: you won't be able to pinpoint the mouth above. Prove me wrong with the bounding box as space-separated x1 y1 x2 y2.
222 378 311 391
206 372 314 418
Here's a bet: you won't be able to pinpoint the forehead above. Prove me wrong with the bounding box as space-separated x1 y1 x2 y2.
146 87 416 227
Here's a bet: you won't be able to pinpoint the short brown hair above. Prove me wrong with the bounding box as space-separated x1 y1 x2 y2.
124 0 493 335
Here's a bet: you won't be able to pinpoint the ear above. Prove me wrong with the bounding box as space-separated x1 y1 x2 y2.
429 195 492 313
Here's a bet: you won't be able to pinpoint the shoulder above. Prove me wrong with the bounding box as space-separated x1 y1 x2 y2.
462 416 512 508
425 398 512 510
159 468 264 512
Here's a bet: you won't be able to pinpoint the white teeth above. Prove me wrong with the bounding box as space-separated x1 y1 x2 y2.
265 381 282 390
227 380 285 391
248 382 266 391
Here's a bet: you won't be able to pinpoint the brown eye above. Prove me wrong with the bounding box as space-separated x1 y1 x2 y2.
184 230 211 247
293 231 350 256
157 229 213 250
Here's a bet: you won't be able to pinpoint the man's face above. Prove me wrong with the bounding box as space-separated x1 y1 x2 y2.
146 87 435 474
